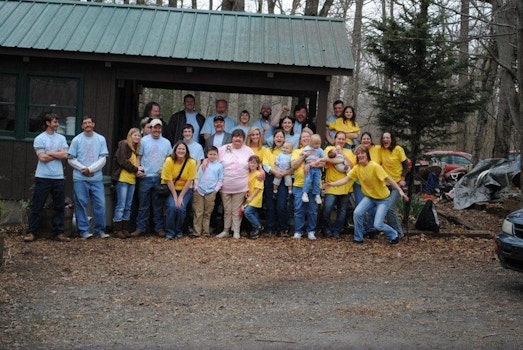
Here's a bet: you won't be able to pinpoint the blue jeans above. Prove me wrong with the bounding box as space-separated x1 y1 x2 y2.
263 175 290 232
73 181 106 235
321 193 349 236
293 186 319 234
27 178 65 237
114 181 135 222
302 167 321 195
353 182 375 234
385 188 404 237
244 205 261 228
353 196 397 242
136 176 164 233
165 189 193 238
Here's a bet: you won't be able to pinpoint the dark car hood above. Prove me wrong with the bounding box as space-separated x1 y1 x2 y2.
506 209 523 224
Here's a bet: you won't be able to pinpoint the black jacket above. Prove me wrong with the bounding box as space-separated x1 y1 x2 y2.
165 110 205 147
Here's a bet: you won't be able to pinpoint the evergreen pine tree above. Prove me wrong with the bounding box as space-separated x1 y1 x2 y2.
366 0 481 161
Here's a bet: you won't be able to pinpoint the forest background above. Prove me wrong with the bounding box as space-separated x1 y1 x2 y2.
110 0 520 169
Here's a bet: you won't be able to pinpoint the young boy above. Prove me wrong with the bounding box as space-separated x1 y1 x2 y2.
273 141 294 196
301 134 326 204
192 146 224 237
243 155 264 239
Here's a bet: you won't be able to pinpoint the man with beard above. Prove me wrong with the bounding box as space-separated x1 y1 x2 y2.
292 104 316 135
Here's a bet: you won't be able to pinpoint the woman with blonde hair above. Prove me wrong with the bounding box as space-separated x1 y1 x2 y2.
112 128 143 238
246 126 265 161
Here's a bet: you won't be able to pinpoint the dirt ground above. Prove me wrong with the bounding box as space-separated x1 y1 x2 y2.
1 198 523 349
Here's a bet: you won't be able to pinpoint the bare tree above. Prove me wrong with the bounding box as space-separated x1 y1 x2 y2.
221 0 245 11
455 0 470 151
491 0 518 157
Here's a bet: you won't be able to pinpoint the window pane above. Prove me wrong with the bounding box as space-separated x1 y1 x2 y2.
28 107 78 134
0 74 16 131
28 77 78 133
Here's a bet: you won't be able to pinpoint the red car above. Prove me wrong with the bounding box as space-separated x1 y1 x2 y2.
420 151 472 174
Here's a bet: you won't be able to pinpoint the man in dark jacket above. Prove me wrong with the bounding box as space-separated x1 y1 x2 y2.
165 94 205 147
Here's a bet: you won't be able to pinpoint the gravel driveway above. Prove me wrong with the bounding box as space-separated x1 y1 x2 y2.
1 234 523 349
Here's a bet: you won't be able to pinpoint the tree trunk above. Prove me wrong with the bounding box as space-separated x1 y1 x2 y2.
492 0 517 157
518 0 523 204
347 0 363 109
455 0 470 151
222 0 245 11
305 0 319 16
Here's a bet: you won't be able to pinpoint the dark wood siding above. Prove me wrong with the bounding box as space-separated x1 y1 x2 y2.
0 56 117 200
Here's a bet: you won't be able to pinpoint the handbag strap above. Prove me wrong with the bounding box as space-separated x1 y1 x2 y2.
173 158 188 185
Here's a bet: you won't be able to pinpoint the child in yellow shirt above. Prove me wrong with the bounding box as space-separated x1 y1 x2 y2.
242 155 264 239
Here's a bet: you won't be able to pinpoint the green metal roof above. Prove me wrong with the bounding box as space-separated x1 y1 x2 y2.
0 0 354 74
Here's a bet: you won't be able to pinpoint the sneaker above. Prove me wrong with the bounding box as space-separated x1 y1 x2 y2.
293 232 302 239
233 232 241 239
301 193 309 202
315 195 322 205
307 231 316 240
24 233 36 242
250 226 262 239
166 234 174 240
80 232 93 240
98 232 110 238
157 230 166 238
353 239 364 244
216 231 230 238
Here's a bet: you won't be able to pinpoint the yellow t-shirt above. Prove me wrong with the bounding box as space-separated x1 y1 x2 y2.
247 170 264 208
161 157 197 191
327 118 361 145
348 160 390 199
368 145 381 164
118 152 137 185
249 146 265 164
263 146 282 170
379 145 407 182
324 146 355 195
291 148 307 188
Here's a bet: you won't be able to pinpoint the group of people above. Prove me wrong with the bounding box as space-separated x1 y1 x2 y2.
24 96 409 245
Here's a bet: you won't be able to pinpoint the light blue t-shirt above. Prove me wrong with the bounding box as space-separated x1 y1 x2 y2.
196 160 224 195
34 131 68 179
185 111 201 138
275 152 292 172
139 135 172 177
251 118 274 140
68 132 109 182
186 139 204 162
303 145 326 162
200 115 236 136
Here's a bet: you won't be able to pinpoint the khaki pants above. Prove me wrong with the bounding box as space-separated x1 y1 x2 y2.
192 191 217 236
221 191 246 235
